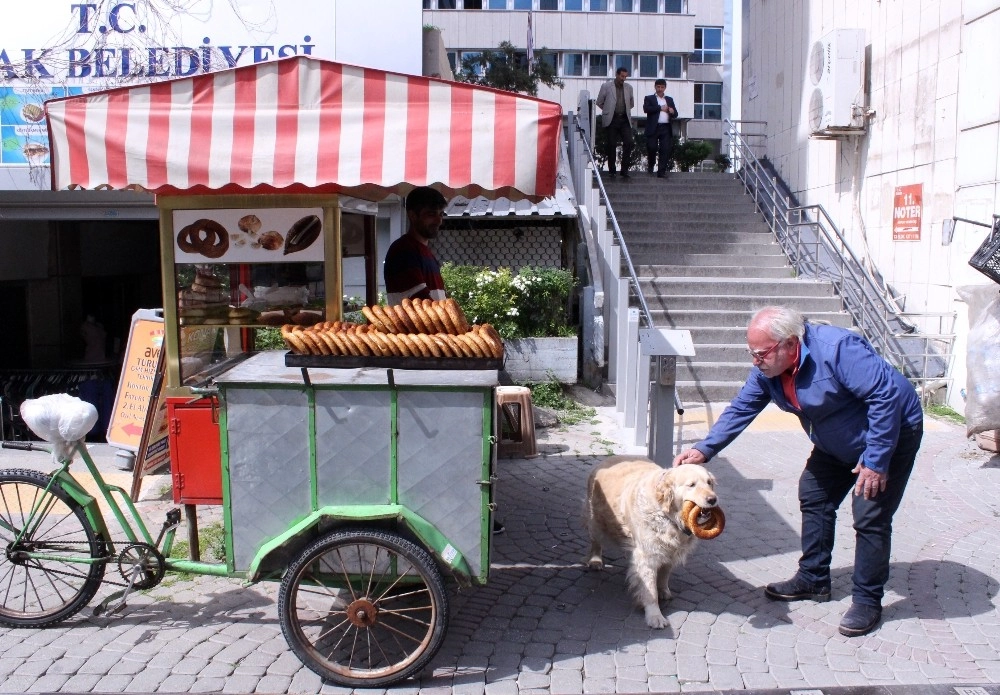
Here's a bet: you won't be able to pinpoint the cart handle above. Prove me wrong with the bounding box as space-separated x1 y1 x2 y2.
189 386 219 397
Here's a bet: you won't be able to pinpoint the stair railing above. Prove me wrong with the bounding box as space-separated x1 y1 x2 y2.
568 110 682 451
726 119 955 398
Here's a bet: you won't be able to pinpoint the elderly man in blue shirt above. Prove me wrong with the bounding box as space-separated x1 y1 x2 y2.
673 305 923 637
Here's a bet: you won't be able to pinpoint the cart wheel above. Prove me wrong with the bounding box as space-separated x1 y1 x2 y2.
0 469 108 627
278 528 449 688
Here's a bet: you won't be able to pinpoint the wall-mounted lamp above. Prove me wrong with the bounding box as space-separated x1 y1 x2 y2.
941 214 1000 246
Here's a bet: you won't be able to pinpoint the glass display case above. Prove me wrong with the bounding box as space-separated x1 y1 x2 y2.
158 195 343 391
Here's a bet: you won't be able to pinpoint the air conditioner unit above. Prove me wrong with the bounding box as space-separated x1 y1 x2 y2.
807 28 864 133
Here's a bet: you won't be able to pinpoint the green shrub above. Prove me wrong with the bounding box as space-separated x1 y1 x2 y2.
673 139 713 172
441 264 576 339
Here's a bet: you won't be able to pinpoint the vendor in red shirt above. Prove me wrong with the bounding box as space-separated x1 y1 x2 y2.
383 186 448 306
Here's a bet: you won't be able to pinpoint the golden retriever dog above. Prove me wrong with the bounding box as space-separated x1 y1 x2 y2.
584 455 719 628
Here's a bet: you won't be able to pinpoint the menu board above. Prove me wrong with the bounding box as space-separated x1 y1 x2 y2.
0 86 84 166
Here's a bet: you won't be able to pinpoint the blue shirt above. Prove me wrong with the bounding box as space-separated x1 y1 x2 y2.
694 322 923 474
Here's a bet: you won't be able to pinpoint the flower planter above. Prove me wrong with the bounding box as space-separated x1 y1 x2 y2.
502 337 578 384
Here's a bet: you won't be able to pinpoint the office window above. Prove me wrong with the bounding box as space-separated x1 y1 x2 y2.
513 0 532 7
639 0 657 11
488 0 507 6
614 55 633 74
638 54 658 78
447 52 458 73
694 82 723 119
664 0 682 11
589 0 607 10
565 0 583 8
437 0 457 7
692 26 723 64
615 0 633 10
664 54 682 78
461 51 484 75
423 0 432 8
538 52 558 71
539 0 558 7
463 0 483 7
563 53 584 76
589 54 609 76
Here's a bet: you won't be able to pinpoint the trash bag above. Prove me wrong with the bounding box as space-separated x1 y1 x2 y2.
19 393 98 460
957 285 1000 437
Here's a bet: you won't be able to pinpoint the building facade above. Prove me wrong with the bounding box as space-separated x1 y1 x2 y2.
423 0 734 154
741 0 999 412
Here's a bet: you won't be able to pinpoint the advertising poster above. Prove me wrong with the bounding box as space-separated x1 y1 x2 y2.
0 86 83 166
892 183 922 241
107 309 165 451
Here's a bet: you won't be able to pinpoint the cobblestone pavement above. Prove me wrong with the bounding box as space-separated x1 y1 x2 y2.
1 400 998 694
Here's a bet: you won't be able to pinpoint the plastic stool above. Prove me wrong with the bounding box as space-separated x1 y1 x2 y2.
496 385 538 458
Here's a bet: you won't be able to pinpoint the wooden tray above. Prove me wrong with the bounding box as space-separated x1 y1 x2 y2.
285 353 503 370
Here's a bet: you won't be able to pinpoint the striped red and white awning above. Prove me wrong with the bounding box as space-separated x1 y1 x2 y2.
45 56 562 201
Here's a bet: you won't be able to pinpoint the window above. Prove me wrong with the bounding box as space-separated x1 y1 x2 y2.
638 54 658 78
513 0 532 7
563 53 584 76
447 52 458 73
664 54 682 78
692 26 723 64
488 0 507 6
437 0 457 7
664 0 682 12
538 52 558 72
589 54 609 76
614 55 633 75
615 0 633 10
589 0 607 10
461 51 484 76
539 0 558 7
639 0 657 11
565 0 583 8
694 82 723 119
462 0 483 7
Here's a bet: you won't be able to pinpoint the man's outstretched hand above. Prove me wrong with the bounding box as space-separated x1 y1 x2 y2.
673 449 707 467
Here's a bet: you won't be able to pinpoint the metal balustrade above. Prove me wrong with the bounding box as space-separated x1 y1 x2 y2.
726 119 955 400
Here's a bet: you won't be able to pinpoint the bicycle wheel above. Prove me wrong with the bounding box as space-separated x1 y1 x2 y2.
0 469 107 627
278 528 449 688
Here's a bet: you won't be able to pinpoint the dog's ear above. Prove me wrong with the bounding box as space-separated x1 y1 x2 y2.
656 469 676 510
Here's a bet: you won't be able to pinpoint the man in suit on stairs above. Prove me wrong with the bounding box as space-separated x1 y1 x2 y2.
596 67 635 178
643 79 676 178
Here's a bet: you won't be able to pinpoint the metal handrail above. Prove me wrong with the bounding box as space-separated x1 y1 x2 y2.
725 119 955 393
571 113 683 414
571 114 654 329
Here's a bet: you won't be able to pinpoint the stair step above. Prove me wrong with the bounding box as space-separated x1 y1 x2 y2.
635 265 794 279
624 252 791 267
648 308 851 327
675 381 744 404
676 361 754 382
626 241 786 256
639 278 836 298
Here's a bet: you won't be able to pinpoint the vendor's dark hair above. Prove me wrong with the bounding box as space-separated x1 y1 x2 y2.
405 186 447 212
655 78 666 87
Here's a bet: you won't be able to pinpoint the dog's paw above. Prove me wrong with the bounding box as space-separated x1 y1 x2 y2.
587 557 605 570
643 605 669 629
658 587 673 601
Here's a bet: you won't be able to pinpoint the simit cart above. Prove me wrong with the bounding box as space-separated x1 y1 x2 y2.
11 55 561 687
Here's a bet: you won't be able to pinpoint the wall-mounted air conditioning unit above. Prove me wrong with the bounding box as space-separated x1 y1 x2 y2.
807 28 865 134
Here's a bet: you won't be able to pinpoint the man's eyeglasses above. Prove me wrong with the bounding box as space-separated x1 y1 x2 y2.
747 341 782 361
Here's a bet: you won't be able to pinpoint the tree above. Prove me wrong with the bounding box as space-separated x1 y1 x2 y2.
455 41 564 96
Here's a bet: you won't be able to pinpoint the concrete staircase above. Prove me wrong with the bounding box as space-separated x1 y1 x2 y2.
602 171 852 404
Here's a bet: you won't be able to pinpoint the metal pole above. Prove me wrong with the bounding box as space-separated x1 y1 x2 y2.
648 355 677 466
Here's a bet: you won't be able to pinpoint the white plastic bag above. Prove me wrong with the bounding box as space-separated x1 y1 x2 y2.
957 285 1000 437
19 394 98 460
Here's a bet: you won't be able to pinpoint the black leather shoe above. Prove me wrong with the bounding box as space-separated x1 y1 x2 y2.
764 576 831 602
839 602 881 636
657 173 667 178
607 171 617 178
621 171 630 179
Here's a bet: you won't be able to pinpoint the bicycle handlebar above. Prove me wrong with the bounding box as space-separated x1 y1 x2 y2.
1 440 41 451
